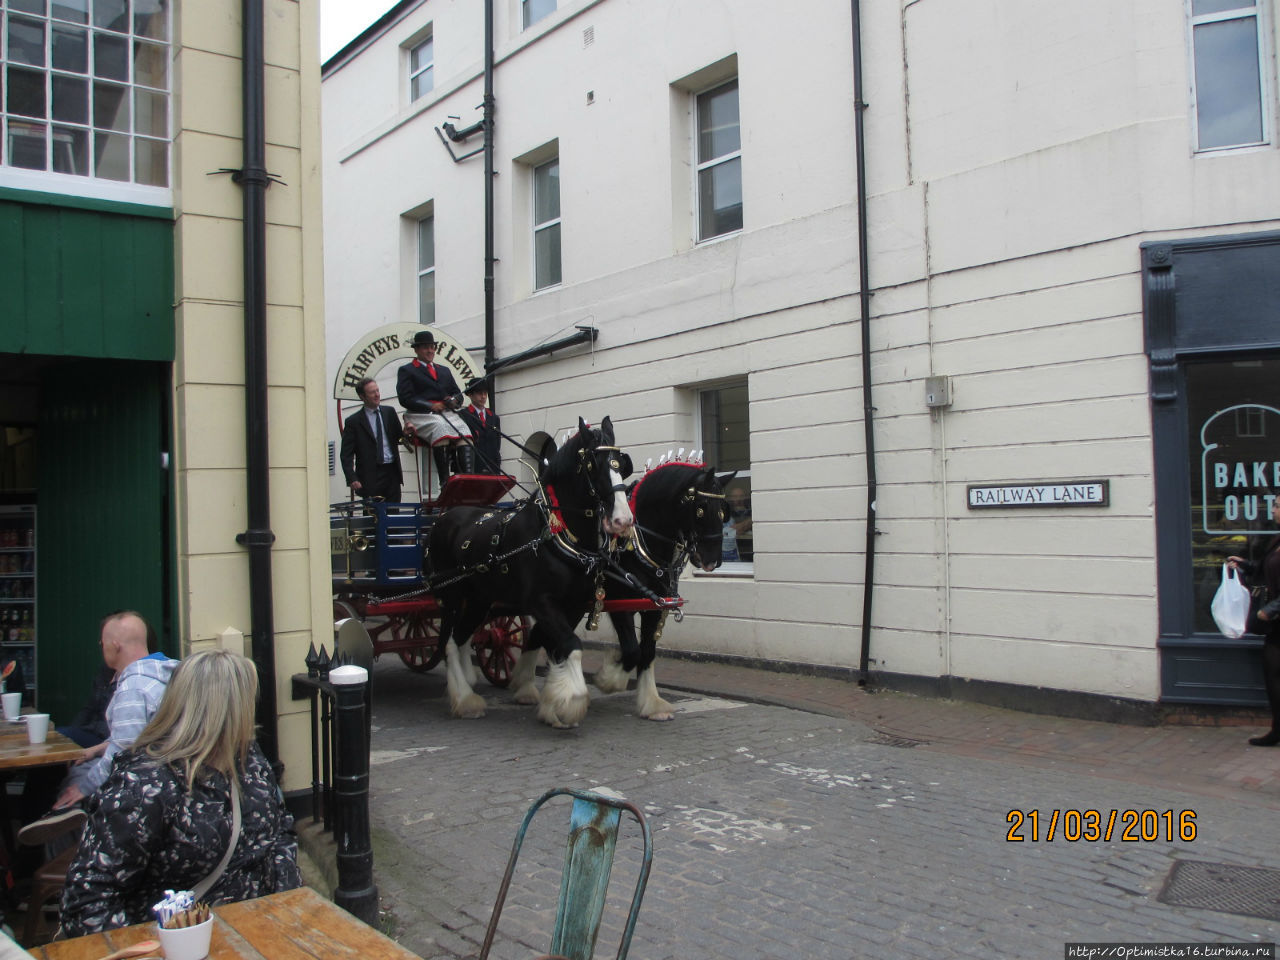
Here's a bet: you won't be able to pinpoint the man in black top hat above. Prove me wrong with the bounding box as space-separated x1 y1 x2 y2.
459 377 502 475
396 329 474 496
340 377 405 503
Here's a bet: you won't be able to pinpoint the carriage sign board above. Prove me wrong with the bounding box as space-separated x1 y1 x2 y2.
966 480 1110 509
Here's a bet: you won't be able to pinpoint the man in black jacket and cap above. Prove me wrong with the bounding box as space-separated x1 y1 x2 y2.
458 377 502 475
396 330 474 496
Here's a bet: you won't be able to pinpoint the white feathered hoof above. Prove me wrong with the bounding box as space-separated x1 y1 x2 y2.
510 650 541 704
637 669 674 721
459 640 480 687
451 691 487 719
594 651 633 694
537 651 590 729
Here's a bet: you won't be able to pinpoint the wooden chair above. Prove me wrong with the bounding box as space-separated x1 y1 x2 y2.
478 788 652 960
22 844 76 945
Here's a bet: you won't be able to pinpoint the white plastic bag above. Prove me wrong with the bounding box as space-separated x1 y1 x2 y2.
1211 563 1251 638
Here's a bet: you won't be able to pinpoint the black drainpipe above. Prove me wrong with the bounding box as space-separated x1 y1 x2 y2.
482 0 496 378
851 0 878 686
233 0 279 765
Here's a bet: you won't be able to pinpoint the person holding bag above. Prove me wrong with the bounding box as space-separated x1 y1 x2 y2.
59 649 301 935
1228 497 1280 747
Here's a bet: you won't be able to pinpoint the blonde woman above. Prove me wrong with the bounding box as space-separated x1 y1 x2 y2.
60 650 301 935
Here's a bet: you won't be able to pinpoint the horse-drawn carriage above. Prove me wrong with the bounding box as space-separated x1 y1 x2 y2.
331 418 734 727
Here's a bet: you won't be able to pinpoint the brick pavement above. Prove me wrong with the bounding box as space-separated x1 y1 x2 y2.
335 652 1280 960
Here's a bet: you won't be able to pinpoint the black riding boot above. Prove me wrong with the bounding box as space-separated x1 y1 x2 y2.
1250 640 1280 746
456 443 476 475
432 446 452 486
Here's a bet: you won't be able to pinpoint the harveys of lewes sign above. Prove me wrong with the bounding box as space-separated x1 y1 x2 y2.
331 323 483 401
967 481 1110 509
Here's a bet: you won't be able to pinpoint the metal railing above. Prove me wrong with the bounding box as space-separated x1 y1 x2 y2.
290 644 377 924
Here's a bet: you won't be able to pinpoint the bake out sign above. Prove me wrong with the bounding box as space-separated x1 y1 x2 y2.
331 323 483 400
1200 403 1280 535
967 481 1109 509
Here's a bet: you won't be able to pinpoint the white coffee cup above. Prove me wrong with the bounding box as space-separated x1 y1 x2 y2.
2 692 21 721
25 713 49 744
157 915 214 960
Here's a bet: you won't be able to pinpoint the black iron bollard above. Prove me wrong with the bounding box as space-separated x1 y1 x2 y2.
329 664 378 925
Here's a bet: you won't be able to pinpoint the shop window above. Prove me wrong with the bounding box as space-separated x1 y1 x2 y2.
699 381 752 569
1187 356 1280 632
1188 0 1269 150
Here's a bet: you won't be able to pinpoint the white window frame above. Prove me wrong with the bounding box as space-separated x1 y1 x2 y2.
522 0 556 30
1187 0 1271 152
695 78 742 243
408 33 433 103
0 0 172 205
695 381 753 576
532 156 561 290
417 214 435 325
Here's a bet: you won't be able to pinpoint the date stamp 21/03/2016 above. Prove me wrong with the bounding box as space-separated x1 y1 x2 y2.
1006 809 1197 842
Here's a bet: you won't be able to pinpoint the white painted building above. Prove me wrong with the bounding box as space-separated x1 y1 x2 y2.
322 0 1280 714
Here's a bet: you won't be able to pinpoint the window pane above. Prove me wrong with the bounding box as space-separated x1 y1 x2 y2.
93 80 128 129
94 31 128 80
52 123 88 174
418 271 435 325
1194 17 1263 148
134 86 165 135
134 135 165 185
411 67 433 101
701 382 751 471
94 126 128 178
10 0 48 15
697 81 740 162
534 222 561 288
52 24 89 72
133 0 167 39
533 159 559 223
8 66 47 119
133 40 166 89
93 0 129 33
7 119 47 168
699 156 743 239
52 0 89 23
1185 357 1280 633
1193 0 1254 14
411 37 432 73
8 17 47 67
417 217 434 271
52 73 88 122
523 0 556 29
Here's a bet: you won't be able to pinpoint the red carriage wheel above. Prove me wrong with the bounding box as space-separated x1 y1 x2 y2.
472 615 529 689
396 610 445 672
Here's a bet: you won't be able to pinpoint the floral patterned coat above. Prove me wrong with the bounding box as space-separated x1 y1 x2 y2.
60 742 301 935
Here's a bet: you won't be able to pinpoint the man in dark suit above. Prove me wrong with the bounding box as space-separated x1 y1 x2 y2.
459 377 502 475
340 377 404 502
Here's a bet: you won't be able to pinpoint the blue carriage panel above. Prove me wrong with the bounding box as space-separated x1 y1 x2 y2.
332 501 429 588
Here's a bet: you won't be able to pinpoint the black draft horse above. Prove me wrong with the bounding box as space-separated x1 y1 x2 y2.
425 417 634 728
591 461 735 720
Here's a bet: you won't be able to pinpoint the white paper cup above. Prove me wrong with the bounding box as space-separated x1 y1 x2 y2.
2 692 21 721
157 915 214 960
25 713 49 744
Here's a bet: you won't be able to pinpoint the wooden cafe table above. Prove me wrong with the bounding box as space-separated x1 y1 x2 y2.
0 722 82 772
29 886 424 960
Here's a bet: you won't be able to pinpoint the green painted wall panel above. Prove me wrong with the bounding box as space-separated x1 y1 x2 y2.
35 360 169 721
0 198 173 362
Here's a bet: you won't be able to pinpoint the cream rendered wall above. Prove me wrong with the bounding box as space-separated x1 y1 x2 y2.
174 0 329 792
322 0 1280 704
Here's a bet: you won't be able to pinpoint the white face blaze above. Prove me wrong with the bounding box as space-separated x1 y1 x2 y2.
604 464 634 535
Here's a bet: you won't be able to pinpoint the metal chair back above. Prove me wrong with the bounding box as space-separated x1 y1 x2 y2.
479 788 653 960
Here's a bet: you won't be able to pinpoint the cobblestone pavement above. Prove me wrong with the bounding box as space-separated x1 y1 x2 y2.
361 655 1280 960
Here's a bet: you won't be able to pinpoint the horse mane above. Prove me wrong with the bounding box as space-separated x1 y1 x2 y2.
628 461 708 509
541 422 604 487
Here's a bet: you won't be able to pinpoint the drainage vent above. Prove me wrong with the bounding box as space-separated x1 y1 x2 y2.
863 731 926 748
1158 859 1280 921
